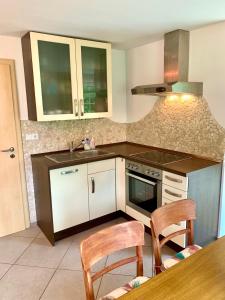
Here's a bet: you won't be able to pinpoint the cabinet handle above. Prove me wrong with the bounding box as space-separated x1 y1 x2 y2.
61 169 78 175
164 189 182 198
74 99 78 116
80 99 84 116
165 175 182 183
91 177 95 193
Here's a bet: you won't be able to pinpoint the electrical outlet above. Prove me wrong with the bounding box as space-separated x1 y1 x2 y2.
25 133 39 141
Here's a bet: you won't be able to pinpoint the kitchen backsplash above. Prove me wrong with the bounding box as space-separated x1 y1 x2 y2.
21 118 126 222
127 97 225 160
22 96 225 222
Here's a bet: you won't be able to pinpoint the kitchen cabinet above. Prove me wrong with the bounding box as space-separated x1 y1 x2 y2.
32 156 116 245
162 171 190 248
88 170 116 219
161 166 221 248
50 164 89 232
88 159 116 219
22 32 112 121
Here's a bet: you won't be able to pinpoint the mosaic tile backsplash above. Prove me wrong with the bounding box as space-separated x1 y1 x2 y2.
127 97 225 160
21 118 126 222
22 97 225 222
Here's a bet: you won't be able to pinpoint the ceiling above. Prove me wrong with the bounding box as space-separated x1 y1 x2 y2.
1 0 225 49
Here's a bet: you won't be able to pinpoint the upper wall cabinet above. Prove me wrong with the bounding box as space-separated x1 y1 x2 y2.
22 32 112 121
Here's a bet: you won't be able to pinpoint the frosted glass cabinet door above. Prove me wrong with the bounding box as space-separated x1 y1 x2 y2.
76 40 112 118
30 32 78 121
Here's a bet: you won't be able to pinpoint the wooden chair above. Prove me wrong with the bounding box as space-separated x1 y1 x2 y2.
80 221 149 300
150 199 202 275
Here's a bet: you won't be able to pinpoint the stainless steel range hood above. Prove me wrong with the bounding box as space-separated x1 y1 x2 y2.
131 29 203 97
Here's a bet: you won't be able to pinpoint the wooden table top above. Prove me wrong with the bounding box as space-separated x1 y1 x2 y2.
119 237 225 300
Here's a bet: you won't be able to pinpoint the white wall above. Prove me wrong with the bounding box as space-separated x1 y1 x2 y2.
111 49 127 123
0 35 28 120
126 39 164 123
189 22 225 129
126 21 225 128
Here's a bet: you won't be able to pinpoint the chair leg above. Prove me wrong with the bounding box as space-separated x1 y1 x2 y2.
136 246 143 276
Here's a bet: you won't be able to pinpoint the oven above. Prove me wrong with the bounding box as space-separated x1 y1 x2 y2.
126 160 162 217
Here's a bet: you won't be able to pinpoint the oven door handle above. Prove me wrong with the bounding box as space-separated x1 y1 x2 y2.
126 172 157 186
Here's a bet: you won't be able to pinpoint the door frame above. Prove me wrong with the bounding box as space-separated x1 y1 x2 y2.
0 58 30 228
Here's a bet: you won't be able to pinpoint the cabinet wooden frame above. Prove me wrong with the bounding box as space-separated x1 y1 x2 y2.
75 39 112 119
22 32 112 121
29 32 78 121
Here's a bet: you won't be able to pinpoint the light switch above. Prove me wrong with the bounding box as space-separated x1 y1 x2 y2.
25 133 39 141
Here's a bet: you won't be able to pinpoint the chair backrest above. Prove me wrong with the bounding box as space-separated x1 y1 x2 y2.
150 199 196 274
80 221 145 300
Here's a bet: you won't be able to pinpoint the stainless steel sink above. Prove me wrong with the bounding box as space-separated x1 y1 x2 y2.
45 149 114 163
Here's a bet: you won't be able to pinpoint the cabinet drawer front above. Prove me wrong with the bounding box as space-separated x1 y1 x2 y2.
163 171 188 191
161 197 186 247
162 184 187 202
88 158 115 174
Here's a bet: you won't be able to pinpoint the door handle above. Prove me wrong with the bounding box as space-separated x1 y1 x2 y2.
164 189 182 198
91 177 95 193
1 147 14 153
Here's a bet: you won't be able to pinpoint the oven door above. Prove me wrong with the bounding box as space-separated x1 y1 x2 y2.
126 170 162 216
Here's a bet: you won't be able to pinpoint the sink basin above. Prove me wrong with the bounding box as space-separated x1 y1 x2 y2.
45 149 114 163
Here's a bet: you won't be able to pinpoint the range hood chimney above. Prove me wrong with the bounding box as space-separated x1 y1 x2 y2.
131 29 203 97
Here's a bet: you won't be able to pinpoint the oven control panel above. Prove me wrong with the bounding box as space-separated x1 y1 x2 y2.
126 160 162 180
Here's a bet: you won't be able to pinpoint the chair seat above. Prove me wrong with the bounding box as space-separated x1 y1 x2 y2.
162 244 202 270
99 276 149 300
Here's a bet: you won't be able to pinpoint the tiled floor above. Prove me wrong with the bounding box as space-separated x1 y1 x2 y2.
0 218 175 299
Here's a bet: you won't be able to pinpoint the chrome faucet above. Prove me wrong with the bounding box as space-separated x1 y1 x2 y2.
68 140 84 152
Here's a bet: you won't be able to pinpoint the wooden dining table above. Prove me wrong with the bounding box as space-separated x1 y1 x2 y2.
119 236 225 300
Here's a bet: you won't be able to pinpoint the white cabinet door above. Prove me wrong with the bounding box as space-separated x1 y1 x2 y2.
116 157 126 212
88 170 116 220
50 164 89 232
30 32 78 121
75 39 112 119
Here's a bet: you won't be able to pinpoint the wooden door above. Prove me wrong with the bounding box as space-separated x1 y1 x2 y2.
0 59 28 237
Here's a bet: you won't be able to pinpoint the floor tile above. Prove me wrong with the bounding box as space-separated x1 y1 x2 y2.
11 223 40 238
0 236 33 264
0 265 54 300
97 273 133 299
41 269 100 300
36 231 46 239
106 246 154 277
0 263 11 279
59 242 107 272
16 237 72 268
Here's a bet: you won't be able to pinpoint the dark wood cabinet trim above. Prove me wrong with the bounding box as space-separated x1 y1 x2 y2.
21 32 37 121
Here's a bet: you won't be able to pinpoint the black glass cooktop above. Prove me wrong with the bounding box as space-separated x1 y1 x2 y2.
131 149 190 165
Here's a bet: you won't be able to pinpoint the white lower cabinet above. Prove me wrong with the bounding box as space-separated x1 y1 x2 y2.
50 164 89 233
162 171 188 247
50 159 116 232
88 169 116 219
